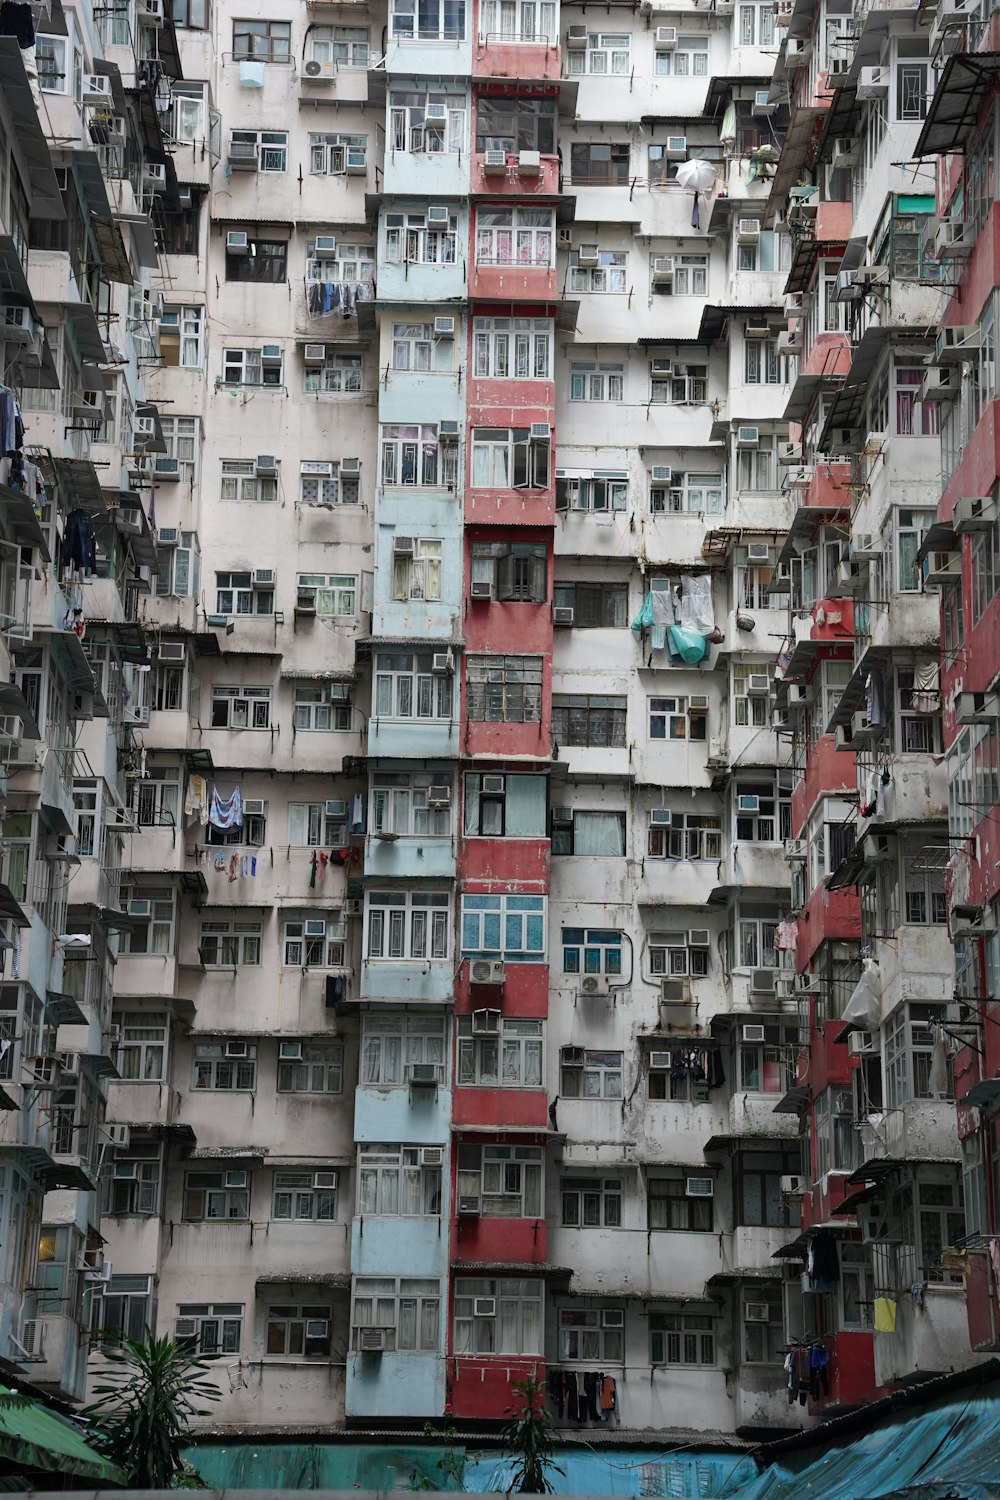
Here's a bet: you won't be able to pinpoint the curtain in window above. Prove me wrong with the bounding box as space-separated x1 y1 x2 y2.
505 775 545 835
573 811 625 855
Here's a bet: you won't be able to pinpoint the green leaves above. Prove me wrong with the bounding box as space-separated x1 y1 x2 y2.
501 1376 563 1495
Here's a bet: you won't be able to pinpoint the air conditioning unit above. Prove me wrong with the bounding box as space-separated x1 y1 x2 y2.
83 72 113 104
359 1327 387 1352
296 588 317 615
663 136 687 159
935 218 975 258
654 25 677 48
518 149 541 175
936 325 981 362
650 359 672 376
470 580 493 601
427 784 451 807
432 652 454 675
745 1302 770 1322
393 535 415 556
779 441 803 465
651 256 674 286
848 1030 878 1056
224 1170 248 1189
649 1051 673 1069
553 606 574 626
561 1047 586 1066
470 960 505 986
753 89 776 115
785 36 810 65
105 1123 131 1148
434 315 456 337
742 1024 766 1042
225 1041 249 1058
226 230 249 255
304 344 326 366
345 149 367 174
458 1195 481 1215
45 832 77 859
530 422 551 440
747 542 771 563
314 236 337 253
314 1171 338 1188
660 978 691 1004
746 673 771 696
138 0 164 24
579 975 610 997
484 149 508 173
552 806 573 824
919 365 958 403
567 24 588 46
689 928 710 948
408 1062 442 1086
154 458 180 482
252 568 276 586
956 691 1000 726
2 306 37 343
777 330 801 356
439 420 460 441
577 244 600 266
737 426 759 448
857 65 888 98
737 218 761 244
127 898 152 918
343 899 362 916
751 968 776 994
831 137 860 169
425 104 447 121
651 465 672 482
686 1177 714 1198
781 1175 804 1195
738 794 760 812
303 58 335 79
472 1008 501 1035
474 1296 497 1317
228 138 259 169
954 494 998 533
427 204 450 226
143 162 166 190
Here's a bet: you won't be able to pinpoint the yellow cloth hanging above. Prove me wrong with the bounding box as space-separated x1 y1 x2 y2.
874 1297 897 1333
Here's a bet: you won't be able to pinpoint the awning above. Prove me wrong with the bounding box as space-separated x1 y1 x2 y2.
64 301 107 367
451 1261 572 1281
707 1267 782 1286
12 331 60 392
0 884 30 929
826 646 891 733
0 1384 125 1484
34 624 98 700
44 456 108 515
45 991 87 1026
773 1084 810 1115
256 1271 351 1288
188 1145 269 1162
704 1131 797 1153
815 85 860 163
763 104 826 229
0 42 65 220
915 51 1000 157
115 212 159 269
0 485 49 562
916 520 957 565
0 235 38 318
962 1077 1000 1109
72 151 132 284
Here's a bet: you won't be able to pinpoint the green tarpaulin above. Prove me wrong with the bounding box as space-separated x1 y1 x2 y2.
0 1385 124 1484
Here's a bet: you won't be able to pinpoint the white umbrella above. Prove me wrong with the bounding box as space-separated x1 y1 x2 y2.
675 158 717 229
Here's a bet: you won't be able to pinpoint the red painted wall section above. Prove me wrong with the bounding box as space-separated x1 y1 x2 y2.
801 1164 855 1230
791 732 856 839
953 1041 983 1109
801 462 853 508
452 1213 548 1263
460 837 550 888
810 1330 878 1410
450 1356 544 1417
467 374 555 429
983 1002 1000 1084
813 202 852 242
454 961 550 1016
966 1251 1000 1351
452 1085 550 1128
795 883 861 969
462 666 553 758
939 202 1000 329
801 331 852 379
806 1018 854 1096
471 16 561 81
470 154 560 196
938 400 1000 525
471 261 558 302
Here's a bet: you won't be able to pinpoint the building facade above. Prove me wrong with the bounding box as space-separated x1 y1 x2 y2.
1 0 999 1445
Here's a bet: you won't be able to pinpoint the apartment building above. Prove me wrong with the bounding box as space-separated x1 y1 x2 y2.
3 0 999 1451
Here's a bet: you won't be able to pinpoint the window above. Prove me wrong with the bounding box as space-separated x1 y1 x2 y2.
454 1276 541 1354
742 1288 782 1363
361 1014 443 1086
266 1304 332 1357
647 811 722 861
220 460 276 504
159 416 199 484
373 773 452 837
222 348 283 387
457 1144 542 1216
306 240 374 285
744 337 784 384
381 425 457 487
884 1003 949 1109
276 1041 343 1095
155 532 201 598
649 1178 713 1231
648 929 710 979
915 1178 966 1283
551 810 625 857
482 0 555 40
737 913 778 968
393 539 442 601
651 1311 716 1365
461 893 546 960
466 654 543 722
102 1142 161 1216
555 474 628 512
457 1016 543 1086
183 1170 251 1220
476 206 555 267
175 1303 243 1354
305 353 363 395
293 683 352 732
736 435 779 492
648 695 707 741
971 520 1000 622
228 130 287 171
310 25 369 65
93 1275 154 1344
153 660 185 713
561 927 623 977
384 210 456 264
352 1277 440 1351
392 321 435 372
121 886 175 955
471 543 548 602
570 142 630 185
569 363 625 402
287 803 348 847
160 305 205 369
272 1171 338 1220
463 773 546 837
896 667 942 754
204 798 267 850
198 921 263 967
735 778 790 843
299 462 361 507
895 367 938 438
391 90 465 153
281 918 346 968
569 250 627 293
664 255 709 296
308 132 368 175
739 1023 797 1095
814 1088 856 1179
650 367 710 407
390 0 466 40
358 1145 442 1215
73 779 98 858
210 686 271 729
565 31 629 73
473 317 552 379
470 427 550 489
896 61 928 120
361 1014 446 1085
558 1306 624 1364
191 1043 255 1096
553 582 627 626
475 95 555 153
116 1012 168 1081
215 570 274 615
733 664 772 727
367 890 450 960
652 33 708 73
374 652 454 720
560 1049 622 1098
551 694 626 748
296 573 357 616
650 471 720 516
738 1 774 43
233 18 290 59
37 33 81 96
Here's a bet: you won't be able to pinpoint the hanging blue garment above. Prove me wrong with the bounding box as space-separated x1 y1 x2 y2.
209 786 243 830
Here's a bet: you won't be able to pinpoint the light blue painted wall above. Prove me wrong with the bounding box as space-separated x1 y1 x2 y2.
363 837 456 880
359 959 455 1003
379 370 464 426
350 1214 449 1274
345 1348 446 1418
367 719 460 761
354 1079 451 1144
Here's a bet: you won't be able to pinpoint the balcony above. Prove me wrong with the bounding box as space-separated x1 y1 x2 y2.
346 1350 444 1419
729 1093 798 1141
858 1099 960 1168
364 832 456 880
469 256 557 302
473 32 561 81
873 1283 975 1388
105 1077 182 1128
716 841 790 894
471 150 559 196
359 958 455 1003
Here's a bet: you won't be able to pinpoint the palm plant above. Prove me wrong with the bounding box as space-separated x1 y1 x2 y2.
84 1331 220 1488
500 1376 563 1495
